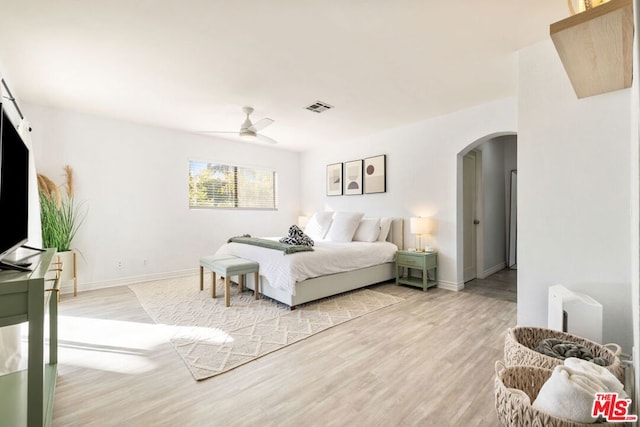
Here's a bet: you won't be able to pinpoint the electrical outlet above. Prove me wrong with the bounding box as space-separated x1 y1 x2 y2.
117 260 124 269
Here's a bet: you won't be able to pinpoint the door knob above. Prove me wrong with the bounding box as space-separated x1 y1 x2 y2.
473 219 480 225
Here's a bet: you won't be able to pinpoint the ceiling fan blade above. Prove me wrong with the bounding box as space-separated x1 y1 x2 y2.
197 131 276 144
256 134 278 144
197 131 237 135
249 118 274 132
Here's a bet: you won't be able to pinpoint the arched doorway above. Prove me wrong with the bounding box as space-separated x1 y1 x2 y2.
456 132 517 288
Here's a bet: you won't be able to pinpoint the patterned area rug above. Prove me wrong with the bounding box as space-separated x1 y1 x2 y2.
128 276 403 381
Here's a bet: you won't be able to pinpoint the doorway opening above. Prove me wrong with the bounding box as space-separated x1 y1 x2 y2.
457 132 517 291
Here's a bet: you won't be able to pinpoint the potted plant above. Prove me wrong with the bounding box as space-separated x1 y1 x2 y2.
38 166 85 295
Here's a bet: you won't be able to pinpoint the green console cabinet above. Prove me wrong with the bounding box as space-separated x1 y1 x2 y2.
0 249 59 426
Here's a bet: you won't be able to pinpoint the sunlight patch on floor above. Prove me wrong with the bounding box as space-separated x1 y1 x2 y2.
52 316 234 374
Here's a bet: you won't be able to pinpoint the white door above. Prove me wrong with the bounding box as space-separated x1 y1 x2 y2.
463 152 477 282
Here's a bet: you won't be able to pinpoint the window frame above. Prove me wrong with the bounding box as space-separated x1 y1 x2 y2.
188 160 278 211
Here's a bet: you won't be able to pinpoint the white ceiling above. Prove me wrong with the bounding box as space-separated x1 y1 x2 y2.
0 1 568 151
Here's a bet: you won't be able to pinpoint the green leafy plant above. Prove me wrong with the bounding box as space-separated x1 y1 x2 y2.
38 166 86 252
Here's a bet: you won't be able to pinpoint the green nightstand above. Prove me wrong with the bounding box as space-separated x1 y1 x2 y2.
395 250 438 291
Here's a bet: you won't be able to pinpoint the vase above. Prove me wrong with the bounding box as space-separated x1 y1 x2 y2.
56 250 78 296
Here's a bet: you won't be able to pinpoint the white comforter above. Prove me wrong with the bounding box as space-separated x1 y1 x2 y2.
215 239 397 295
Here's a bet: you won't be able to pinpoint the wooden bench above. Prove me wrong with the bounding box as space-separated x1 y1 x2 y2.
199 255 260 307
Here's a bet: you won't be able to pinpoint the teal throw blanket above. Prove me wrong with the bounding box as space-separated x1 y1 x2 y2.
227 235 314 255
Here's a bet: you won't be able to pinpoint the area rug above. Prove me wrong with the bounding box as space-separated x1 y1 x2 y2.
128 276 403 380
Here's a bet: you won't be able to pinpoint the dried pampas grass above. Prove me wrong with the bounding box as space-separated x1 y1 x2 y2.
38 165 85 252
64 165 74 197
37 173 61 207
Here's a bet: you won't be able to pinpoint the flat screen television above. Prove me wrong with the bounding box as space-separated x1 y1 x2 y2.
0 103 30 270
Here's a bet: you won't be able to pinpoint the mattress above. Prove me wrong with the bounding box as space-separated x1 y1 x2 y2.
215 239 398 295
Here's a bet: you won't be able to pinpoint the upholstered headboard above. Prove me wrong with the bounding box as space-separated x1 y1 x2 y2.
387 218 404 250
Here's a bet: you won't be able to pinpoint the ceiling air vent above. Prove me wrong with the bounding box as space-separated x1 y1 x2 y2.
305 101 333 113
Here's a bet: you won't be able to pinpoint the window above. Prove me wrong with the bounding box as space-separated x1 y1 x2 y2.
188 161 277 209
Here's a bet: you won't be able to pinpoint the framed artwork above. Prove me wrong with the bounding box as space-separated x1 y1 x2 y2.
326 163 343 196
364 155 386 194
344 159 363 195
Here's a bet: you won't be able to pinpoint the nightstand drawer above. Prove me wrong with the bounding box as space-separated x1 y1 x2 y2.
397 253 424 267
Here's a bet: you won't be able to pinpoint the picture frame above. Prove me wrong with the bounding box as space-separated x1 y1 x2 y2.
364 154 386 194
343 159 363 195
326 163 343 196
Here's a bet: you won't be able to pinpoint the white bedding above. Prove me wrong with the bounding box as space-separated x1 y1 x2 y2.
215 239 398 295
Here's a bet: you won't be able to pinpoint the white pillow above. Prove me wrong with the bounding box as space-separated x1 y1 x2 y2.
353 218 381 242
304 211 333 240
326 212 364 242
377 217 392 242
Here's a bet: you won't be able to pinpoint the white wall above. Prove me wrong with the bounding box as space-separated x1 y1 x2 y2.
25 104 301 292
518 40 632 351
300 97 517 289
631 0 639 402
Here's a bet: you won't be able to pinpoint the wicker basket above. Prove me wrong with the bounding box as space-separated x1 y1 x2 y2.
495 361 625 426
504 327 623 382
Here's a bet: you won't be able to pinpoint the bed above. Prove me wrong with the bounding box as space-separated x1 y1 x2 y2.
214 218 403 307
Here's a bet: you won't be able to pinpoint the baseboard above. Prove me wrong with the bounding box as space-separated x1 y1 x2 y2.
437 280 464 291
64 269 469 294
478 262 506 279
60 268 199 294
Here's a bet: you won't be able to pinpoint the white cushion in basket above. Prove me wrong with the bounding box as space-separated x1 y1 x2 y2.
304 211 333 240
326 212 364 242
353 218 381 242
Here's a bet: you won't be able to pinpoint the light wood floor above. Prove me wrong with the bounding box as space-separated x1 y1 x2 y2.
462 269 517 303
53 277 516 426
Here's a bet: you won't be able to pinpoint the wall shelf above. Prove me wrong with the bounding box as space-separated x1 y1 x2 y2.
550 0 634 99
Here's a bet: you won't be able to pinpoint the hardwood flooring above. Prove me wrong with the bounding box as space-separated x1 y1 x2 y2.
53 278 516 426
462 269 517 303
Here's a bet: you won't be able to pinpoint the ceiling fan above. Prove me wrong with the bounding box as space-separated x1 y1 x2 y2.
201 106 277 144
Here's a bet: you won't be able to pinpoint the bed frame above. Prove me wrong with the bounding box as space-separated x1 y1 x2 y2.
242 218 403 308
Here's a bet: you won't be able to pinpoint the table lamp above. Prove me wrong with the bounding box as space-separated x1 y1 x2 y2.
410 217 432 252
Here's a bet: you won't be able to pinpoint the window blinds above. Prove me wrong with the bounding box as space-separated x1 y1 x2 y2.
188 161 277 209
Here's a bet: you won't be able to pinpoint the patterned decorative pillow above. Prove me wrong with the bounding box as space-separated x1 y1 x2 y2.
279 225 315 247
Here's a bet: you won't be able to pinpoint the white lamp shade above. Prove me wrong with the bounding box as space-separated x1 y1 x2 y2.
410 217 431 235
